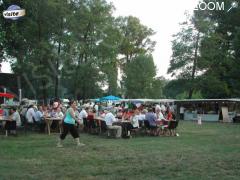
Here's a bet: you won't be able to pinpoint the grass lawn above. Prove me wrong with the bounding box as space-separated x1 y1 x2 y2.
0 121 240 180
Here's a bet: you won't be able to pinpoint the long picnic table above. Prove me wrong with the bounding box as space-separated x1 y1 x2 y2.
44 117 63 135
94 117 105 134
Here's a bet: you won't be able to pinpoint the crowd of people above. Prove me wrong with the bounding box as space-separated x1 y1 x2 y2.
0 101 66 135
97 103 176 138
0 100 177 146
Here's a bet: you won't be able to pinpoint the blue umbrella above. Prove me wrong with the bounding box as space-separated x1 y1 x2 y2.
94 98 100 102
100 95 121 101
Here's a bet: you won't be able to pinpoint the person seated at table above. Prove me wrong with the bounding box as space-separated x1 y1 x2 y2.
87 109 95 119
104 110 122 138
86 109 96 132
79 107 88 125
116 109 123 119
35 105 46 132
26 105 37 123
0 108 3 116
138 109 147 119
49 107 64 130
166 107 176 121
145 108 159 136
122 109 133 121
99 110 106 118
35 106 44 122
155 107 166 125
5 107 21 135
123 109 140 138
122 109 127 120
131 109 140 128
50 108 57 118
2 106 9 117
56 107 64 119
42 106 49 117
138 109 147 127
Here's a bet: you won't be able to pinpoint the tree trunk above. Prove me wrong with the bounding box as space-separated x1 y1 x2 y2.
55 49 59 98
55 17 63 98
42 80 47 105
37 8 47 104
188 31 200 99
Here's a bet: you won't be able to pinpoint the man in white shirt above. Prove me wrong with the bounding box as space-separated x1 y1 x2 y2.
5 107 21 135
26 105 37 123
35 106 44 122
161 104 166 112
94 103 99 115
10 108 21 127
35 105 46 132
104 111 122 138
79 107 88 124
180 106 185 120
139 109 147 119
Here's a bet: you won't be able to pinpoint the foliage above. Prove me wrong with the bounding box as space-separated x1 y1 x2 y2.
117 16 156 63
168 13 204 99
123 54 164 98
166 1 240 99
0 0 161 101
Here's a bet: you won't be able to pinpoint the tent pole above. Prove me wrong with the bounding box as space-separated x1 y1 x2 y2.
3 88 6 104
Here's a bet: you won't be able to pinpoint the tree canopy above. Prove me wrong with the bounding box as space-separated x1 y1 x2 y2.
166 1 240 99
0 0 162 102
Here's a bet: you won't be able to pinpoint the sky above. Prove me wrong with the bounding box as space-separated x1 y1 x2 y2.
1 0 199 78
107 0 198 78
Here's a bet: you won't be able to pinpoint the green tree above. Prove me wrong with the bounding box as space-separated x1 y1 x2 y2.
0 0 74 101
1 0 159 101
195 0 240 98
168 13 204 99
61 0 118 99
117 16 156 63
149 77 166 98
123 54 162 98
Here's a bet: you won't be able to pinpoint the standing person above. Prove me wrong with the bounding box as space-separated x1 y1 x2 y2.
57 101 85 147
94 103 99 116
79 107 88 130
180 106 185 120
